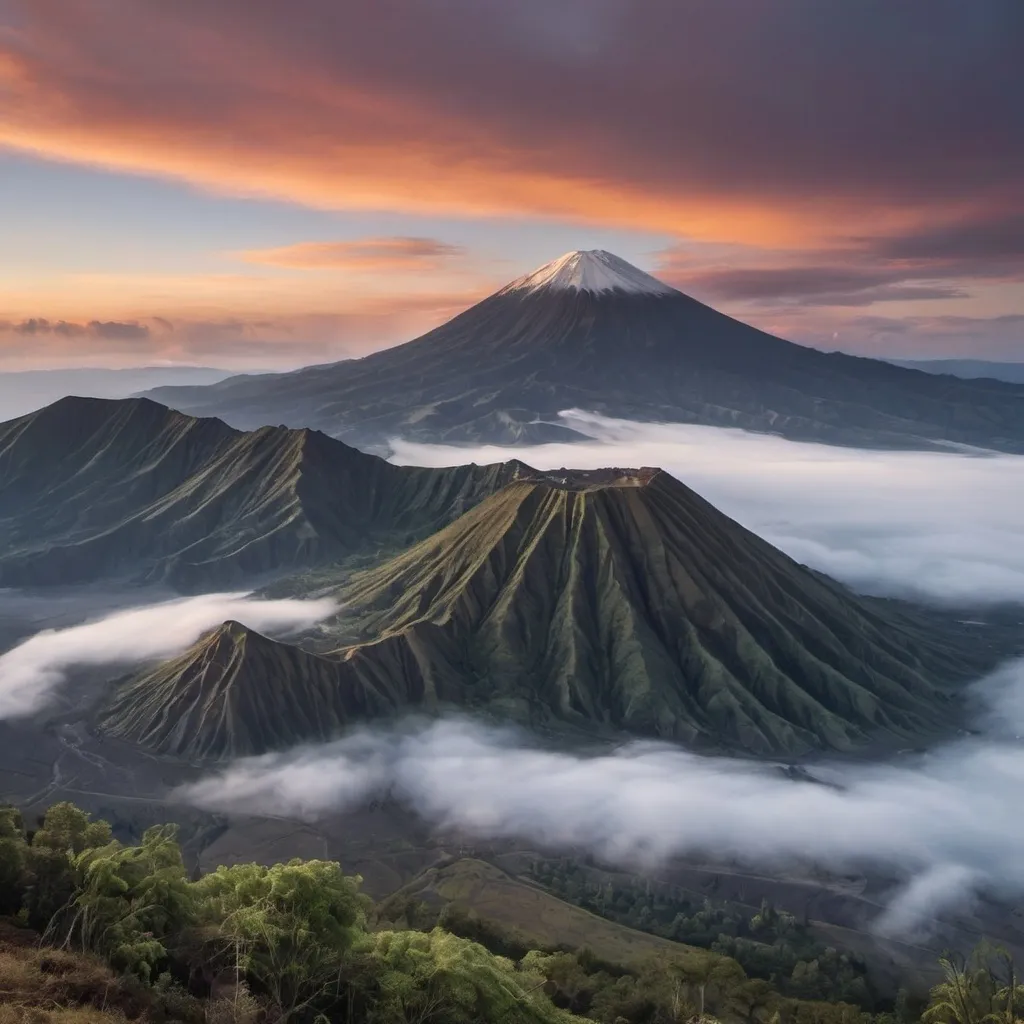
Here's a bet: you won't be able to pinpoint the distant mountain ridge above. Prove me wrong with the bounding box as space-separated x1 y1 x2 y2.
0 364 242 421
0 396 524 588
101 468 997 759
144 250 1024 454
889 358 1024 385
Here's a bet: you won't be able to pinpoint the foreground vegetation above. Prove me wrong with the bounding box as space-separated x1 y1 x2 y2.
0 802 1020 1024
526 857 875 1008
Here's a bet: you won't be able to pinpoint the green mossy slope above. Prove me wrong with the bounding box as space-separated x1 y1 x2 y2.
0 396 525 588
104 470 993 758
100 620 397 758
328 470 980 754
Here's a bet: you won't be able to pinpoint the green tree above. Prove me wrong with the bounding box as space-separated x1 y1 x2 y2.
195 858 368 1022
32 801 113 855
923 951 999 1024
358 929 578 1024
0 805 27 914
68 824 195 982
986 947 1024 1024
521 950 599 1016
680 952 747 1017
23 802 115 933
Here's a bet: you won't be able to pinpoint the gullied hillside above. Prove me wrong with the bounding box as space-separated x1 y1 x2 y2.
101 616 453 759
0 396 526 588
106 469 995 759
328 469 983 754
144 251 1024 454
101 620 402 758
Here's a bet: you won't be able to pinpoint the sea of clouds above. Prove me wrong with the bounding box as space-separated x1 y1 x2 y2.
178 658 1024 937
392 410 1024 605
173 414 1024 935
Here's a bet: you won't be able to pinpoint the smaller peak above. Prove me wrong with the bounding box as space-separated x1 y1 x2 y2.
498 250 677 298
199 619 254 646
11 394 185 432
37 394 152 414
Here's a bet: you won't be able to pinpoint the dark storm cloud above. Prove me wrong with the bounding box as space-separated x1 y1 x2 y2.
868 213 1024 263
661 209 1024 307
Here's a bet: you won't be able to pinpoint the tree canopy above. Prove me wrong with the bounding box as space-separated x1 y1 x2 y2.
0 800 1012 1024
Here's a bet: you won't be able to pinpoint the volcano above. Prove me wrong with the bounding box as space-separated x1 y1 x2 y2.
101 467 998 759
145 250 1024 454
100 620 394 758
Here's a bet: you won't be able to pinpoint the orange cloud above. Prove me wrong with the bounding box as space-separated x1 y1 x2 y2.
4 2 1018 248
239 236 465 271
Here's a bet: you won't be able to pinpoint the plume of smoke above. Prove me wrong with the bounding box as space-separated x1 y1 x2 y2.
0 593 337 719
178 660 1024 936
390 411 1024 604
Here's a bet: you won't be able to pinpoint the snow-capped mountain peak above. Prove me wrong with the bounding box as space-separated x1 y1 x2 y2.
499 250 678 297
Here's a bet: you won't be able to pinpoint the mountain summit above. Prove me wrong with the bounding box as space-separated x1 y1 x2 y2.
145 250 1024 453
498 249 678 297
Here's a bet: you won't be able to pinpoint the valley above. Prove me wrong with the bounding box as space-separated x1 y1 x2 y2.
3 684 1024 1008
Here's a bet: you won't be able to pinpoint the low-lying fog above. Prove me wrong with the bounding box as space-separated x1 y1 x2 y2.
4 415 1024 939
0 592 336 719
392 410 1024 605
179 657 1024 937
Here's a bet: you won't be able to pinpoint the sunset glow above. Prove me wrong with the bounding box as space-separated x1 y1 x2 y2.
1 0 1021 367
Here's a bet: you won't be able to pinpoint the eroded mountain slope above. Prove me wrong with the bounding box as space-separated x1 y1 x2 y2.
0 396 525 588
103 469 997 758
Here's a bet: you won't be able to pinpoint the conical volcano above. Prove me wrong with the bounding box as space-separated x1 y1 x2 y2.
145 249 1024 454
329 468 986 754
100 620 402 759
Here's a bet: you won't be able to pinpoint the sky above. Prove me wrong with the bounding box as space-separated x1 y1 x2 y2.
1 0 1022 370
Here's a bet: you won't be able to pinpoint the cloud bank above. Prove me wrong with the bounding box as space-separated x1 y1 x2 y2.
238 236 466 271
391 413 1024 605
178 658 1024 937
0 593 336 719
3 1 1022 245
